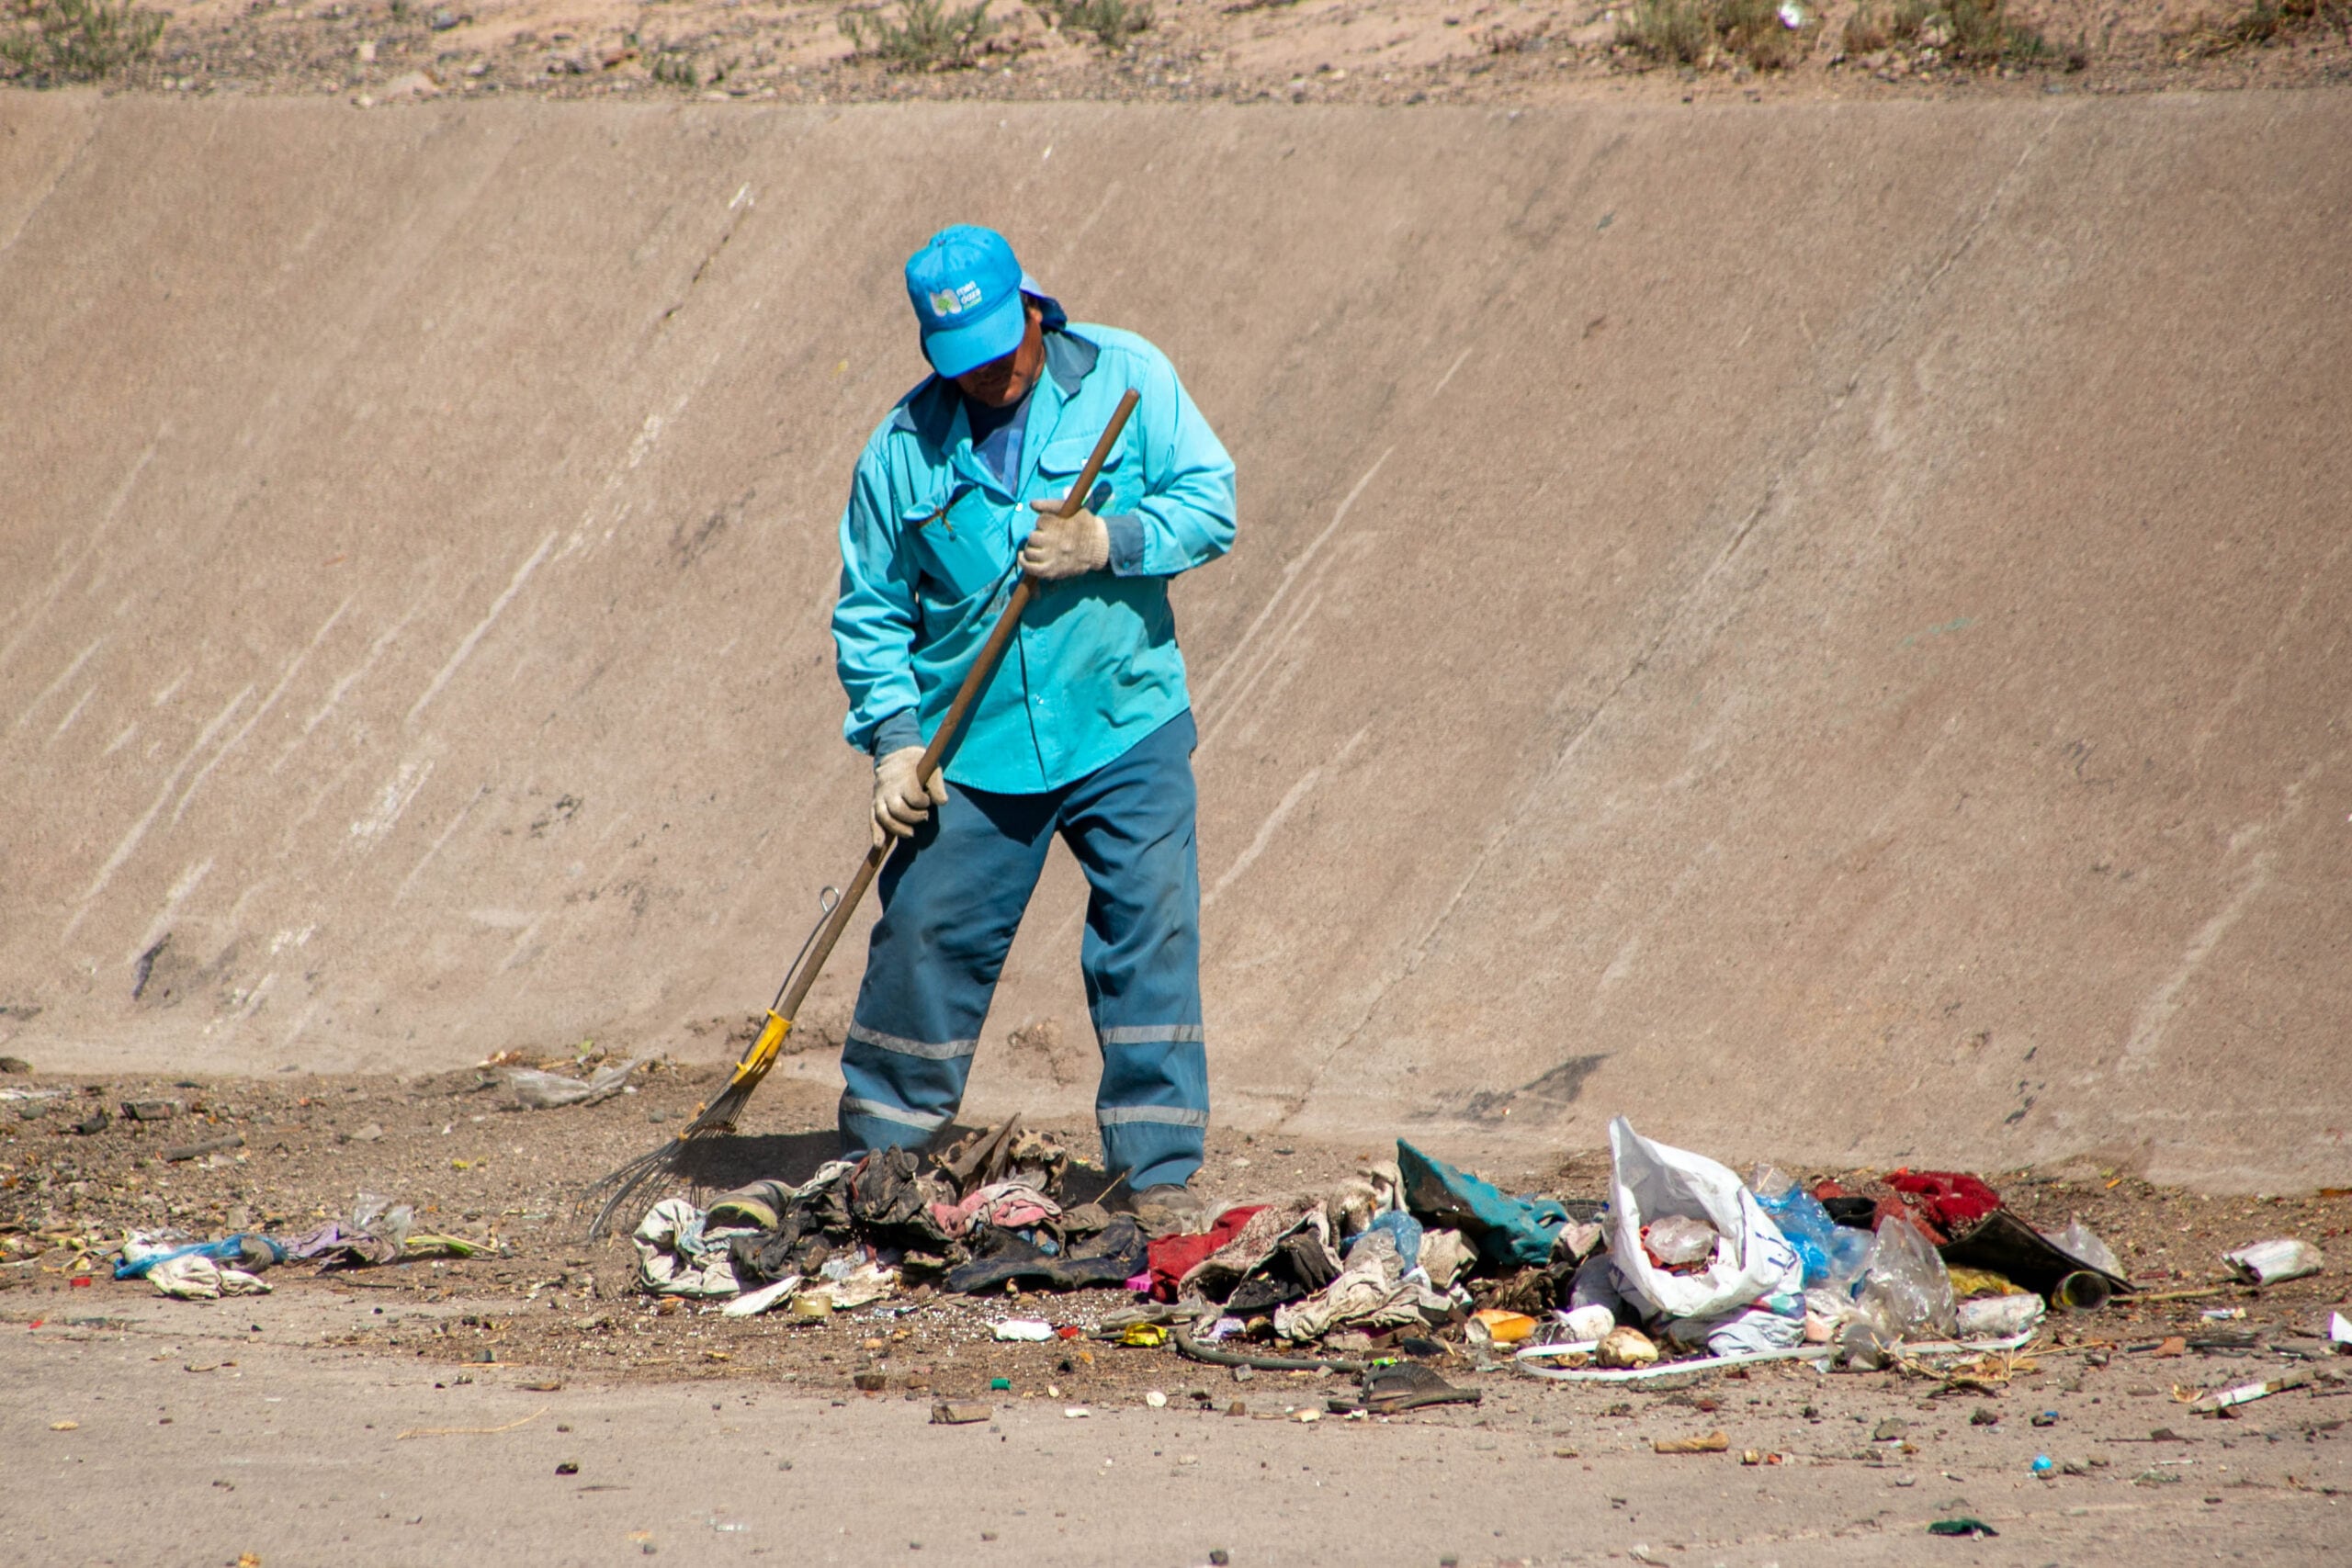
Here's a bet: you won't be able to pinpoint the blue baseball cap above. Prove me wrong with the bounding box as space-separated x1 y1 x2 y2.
905 225 1040 378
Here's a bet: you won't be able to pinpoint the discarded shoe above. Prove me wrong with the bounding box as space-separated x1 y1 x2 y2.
1351 1362 1482 1415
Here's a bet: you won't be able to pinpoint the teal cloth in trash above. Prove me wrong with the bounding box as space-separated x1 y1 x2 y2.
1396 1140 1569 1269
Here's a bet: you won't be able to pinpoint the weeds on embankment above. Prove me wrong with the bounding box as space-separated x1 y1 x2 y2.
1619 0 1821 72
838 0 999 70
1841 0 2050 65
0 0 164 82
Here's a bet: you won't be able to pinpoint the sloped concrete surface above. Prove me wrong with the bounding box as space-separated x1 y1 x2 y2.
3 92 2346 1188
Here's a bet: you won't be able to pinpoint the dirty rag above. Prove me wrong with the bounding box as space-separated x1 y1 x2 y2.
150 1253 272 1300
1272 1227 1450 1342
927 1179 1063 1239
1144 1204 1266 1302
634 1198 751 1298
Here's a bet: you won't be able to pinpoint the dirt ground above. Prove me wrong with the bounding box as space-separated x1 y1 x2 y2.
14 0 2352 108
5 1061 2350 1562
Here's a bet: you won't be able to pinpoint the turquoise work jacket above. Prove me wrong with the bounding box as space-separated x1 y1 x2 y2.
832 319 1237 794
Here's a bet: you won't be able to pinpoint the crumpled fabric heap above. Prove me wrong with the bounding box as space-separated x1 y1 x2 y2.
1175 1200 1321 1302
721 1162 863 1285
635 1197 754 1297
1146 1205 1265 1302
927 1179 1062 1239
1272 1227 1450 1342
944 1215 1149 1294
149 1253 273 1300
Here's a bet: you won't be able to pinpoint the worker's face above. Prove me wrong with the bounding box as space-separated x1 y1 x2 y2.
953 300 1046 409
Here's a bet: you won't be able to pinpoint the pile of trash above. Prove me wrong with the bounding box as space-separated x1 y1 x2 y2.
110 1192 498 1301
629 1119 1145 1317
626 1111 2222 1385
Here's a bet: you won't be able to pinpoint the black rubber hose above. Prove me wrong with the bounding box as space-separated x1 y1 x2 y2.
1173 1315 1368 1375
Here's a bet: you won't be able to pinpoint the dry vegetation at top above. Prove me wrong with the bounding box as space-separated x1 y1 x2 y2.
0 0 2345 102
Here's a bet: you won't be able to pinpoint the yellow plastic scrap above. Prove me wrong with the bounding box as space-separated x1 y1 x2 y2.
1471 1309 1540 1345
1119 1323 1170 1348
1946 1267 2027 1298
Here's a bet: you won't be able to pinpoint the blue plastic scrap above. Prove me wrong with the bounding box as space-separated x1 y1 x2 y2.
112 1234 286 1280
1395 1141 1568 1268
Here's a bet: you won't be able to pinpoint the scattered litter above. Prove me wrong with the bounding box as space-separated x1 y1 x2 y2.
1145 1391 1167 1408
1597 1325 1659 1369
1653 1429 1729 1454
1468 1309 1539 1346
1955 1293 2046 1338
1344 1362 1482 1414
507 1057 641 1110
994 1319 1056 1342
2188 1373 2309 1415
2031 1453 2055 1475
1062 1406 1091 1419
117 1232 284 1280
161 1134 245 1163
2200 1306 2247 1321
1927 1517 1998 1538
2330 1311 2351 1347
49 1419 78 1431
931 1402 991 1426
720 1276 802 1319
2224 1239 2324 1286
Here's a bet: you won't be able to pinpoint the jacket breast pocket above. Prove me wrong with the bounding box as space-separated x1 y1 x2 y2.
1034 433 1132 516
905 485 1012 604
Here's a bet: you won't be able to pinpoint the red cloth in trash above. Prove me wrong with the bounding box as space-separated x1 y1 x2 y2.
1144 1205 1265 1303
1885 1169 2002 1237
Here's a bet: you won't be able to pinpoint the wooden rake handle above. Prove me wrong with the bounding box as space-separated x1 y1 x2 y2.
766 386 1142 1027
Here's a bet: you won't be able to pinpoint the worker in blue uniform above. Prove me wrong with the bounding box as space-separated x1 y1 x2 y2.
830 225 1236 1233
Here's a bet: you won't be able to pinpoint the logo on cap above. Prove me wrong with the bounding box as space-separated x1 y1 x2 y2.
928 281 986 317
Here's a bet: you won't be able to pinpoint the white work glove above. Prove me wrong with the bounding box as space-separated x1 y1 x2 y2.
872 745 946 846
1021 499 1111 581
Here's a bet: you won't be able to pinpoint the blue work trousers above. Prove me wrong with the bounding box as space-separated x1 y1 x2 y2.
839 710 1207 1191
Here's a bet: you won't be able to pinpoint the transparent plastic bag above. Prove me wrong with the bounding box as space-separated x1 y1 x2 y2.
1854 1217 1956 1340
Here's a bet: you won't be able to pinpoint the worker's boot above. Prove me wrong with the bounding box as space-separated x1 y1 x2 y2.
1130 1184 1207 1238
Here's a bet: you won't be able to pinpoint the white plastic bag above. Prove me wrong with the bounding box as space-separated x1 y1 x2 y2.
1606 1116 1803 1324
